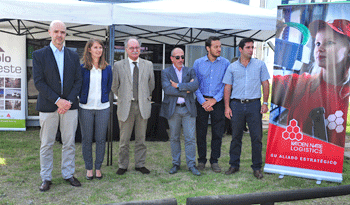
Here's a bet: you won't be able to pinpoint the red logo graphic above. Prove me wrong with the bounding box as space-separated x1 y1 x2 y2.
282 119 303 141
6 113 11 117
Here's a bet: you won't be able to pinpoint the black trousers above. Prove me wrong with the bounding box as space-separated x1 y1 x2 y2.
196 100 225 164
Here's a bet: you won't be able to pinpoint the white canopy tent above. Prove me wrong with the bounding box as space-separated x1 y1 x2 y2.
1 0 277 45
1 0 278 162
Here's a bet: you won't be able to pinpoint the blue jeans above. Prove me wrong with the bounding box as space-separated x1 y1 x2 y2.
229 100 262 170
196 100 225 164
168 106 196 168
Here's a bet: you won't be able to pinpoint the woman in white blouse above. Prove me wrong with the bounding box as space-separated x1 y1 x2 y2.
79 39 112 180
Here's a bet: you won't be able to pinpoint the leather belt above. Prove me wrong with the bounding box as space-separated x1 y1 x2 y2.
203 95 213 98
176 103 186 107
231 98 260 104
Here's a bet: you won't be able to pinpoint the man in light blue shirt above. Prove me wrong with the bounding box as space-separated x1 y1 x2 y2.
222 38 270 179
33 20 82 191
193 36 230 173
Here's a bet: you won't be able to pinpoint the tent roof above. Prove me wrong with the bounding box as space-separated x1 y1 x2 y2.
1 0 277 45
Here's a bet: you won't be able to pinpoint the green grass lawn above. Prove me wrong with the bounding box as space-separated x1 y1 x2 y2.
1 127 350 205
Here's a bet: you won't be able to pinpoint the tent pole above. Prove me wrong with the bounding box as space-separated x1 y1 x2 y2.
234 36 237 58
107 24 115 166
185 45 188 67
162 44 165 100
162 44 165 70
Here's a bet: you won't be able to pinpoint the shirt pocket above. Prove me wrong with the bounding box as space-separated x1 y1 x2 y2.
250 70 260 80
231 68 244 86
197 67 210 78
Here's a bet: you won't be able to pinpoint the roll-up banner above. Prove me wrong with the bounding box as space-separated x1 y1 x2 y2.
0 33 26 131
264 2 350 183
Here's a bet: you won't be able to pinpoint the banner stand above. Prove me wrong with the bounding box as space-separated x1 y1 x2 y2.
264 164 342 184
264 2 350 183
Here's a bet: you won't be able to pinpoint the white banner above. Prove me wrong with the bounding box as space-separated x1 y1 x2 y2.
0 32 26 130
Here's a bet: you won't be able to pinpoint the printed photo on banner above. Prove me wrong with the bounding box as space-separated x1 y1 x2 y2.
0 78 4 87
0 100 4 110
264 2 350 183
0 32 26 130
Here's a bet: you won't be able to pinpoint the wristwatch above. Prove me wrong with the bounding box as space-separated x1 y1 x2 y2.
263 102 268 106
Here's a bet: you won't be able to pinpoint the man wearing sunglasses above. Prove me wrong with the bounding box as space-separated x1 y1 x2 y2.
159 48 200 176
193 36 230 173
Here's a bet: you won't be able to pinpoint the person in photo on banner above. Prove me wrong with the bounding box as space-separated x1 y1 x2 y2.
79 39 112 180
223 38 270 179
193 36 230 173
112 37 155 176
272 19 350 148
33 20 83 191
159 47 200 176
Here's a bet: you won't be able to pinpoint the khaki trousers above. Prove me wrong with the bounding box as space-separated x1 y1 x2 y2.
39 109 78 181
118 101 148 169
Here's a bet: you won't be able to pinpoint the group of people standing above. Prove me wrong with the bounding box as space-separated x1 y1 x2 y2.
33 20 114 191
160 37 269 178
34 20 269 192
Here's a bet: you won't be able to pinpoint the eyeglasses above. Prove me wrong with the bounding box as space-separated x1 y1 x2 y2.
128 46 140 51
172 55 185 60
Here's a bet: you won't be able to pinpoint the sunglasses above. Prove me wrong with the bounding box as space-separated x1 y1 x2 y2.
172 55 185 60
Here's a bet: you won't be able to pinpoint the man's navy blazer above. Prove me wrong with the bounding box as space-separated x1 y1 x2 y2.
159 66 199 120
33 45 82 112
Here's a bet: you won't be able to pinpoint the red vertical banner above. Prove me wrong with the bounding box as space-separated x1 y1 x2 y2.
264 2 350 183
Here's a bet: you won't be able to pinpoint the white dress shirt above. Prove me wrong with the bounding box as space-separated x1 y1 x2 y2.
128 57 139 83
79 65 110 110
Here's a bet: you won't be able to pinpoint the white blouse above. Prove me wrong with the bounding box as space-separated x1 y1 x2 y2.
79 65 110 110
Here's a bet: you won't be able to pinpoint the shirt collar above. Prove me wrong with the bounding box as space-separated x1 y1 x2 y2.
205 55 221 62
50 42 64 53
172 64 183 72
128 57 139 64
238 57 253 66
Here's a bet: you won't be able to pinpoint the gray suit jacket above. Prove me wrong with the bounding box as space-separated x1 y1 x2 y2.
112 58 155 122
159 66 199 120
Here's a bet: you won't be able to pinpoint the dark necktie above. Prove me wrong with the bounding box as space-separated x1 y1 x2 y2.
133 62 138 101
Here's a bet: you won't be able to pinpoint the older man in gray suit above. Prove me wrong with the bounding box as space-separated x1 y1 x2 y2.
160 47 200 176
112 37 155 175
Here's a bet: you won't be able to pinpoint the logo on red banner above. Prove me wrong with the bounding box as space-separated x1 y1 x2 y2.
266 119 344 173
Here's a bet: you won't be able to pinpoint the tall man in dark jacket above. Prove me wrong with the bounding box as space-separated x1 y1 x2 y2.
33 20 82 191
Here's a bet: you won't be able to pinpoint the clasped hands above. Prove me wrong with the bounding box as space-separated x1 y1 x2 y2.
169 79 215 112
56 99 72 115
202 98 216 112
